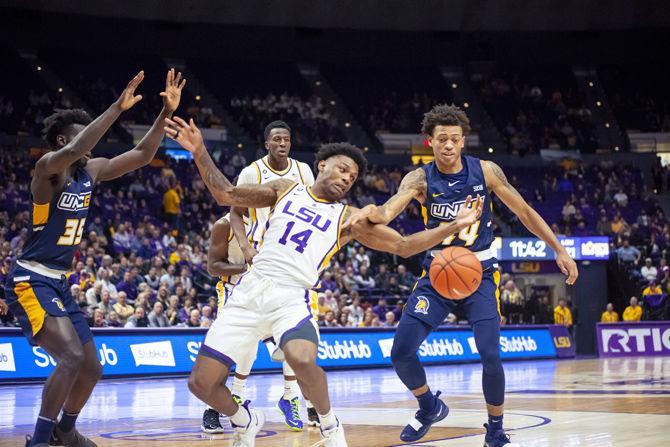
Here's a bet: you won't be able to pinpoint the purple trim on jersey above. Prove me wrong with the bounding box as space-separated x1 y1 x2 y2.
199 344 235 366
227 270 251 299
279 313 313 348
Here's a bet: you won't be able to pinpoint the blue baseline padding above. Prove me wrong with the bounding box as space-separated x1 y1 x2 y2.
0 325 558 382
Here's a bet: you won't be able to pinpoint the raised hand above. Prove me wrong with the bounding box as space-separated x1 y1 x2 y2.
0 298 8 316
455 194 483 228
164 116 204 155
160 68 186 113
115 71 144 111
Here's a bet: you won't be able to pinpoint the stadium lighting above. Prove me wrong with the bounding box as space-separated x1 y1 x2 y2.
345 122 351 127
451 83 458 88
605 123 610 128
195 95 201 101
596 101 602 106
614 146 620 151
57 87 63 93
488 147 494 153
463 102 469 108
237 143 243 148
315 81 322 86
588 81 594 87
36 66 42 71
330 100 336 105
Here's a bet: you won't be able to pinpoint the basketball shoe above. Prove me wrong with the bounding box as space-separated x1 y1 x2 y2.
277 396 303 431
484 423 519 447
399 391 449 442
307 406 321 427
50 426 97 447
201 408 225 434
319 418 347 447
231 402 265 447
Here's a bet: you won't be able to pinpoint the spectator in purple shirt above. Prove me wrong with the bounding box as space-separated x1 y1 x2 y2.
116 271 138 300
372 297 389 322
318 270 338 293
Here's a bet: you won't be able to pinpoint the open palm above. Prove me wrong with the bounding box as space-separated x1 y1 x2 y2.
116 71 144 111
161 68 186 113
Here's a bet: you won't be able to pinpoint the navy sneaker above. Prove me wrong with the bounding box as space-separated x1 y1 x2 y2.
307 406 320 427
399 391 449 442
484 423 519 447
277 396 303 431
201 408 225 434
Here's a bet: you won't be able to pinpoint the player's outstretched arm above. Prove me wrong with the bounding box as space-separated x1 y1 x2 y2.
347 195 483 258
164 116 292 208
207 217 247 277
35 71 144 177
88 69 186 182
344 167 427 228
483 160 578 284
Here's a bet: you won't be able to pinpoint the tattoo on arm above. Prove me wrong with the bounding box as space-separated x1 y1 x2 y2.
194 150 234 200
377 168 427 222
489 161 522 198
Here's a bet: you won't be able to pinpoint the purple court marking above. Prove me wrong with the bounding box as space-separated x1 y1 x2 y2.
508 389 670 395
383 412 551 447
100 426 277 441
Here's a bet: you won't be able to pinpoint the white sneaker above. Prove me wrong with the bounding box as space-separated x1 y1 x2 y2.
231 408 265 447
319 418 348 447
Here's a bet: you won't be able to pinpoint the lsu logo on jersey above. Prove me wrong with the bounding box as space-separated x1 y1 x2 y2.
414 296 430 315
51 298 65 312
57 192 91 212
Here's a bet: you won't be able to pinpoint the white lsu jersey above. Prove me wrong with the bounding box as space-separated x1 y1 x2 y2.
252 184 348 289
236 156 315 245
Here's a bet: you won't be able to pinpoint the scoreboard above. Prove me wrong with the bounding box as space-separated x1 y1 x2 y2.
492 236 609 261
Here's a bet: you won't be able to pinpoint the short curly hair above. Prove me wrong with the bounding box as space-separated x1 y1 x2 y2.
421 104 470 136
42 109 92 148
314 142 367 177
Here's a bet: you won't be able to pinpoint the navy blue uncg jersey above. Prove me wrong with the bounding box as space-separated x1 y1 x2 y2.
420 155 495 269
20 167 93 270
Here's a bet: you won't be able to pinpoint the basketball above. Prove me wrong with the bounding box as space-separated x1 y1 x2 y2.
429 246 483 300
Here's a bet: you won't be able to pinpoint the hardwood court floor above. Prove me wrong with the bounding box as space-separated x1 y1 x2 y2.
2 357 670 446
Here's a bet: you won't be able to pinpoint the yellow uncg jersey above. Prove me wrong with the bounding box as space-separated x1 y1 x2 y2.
623 306 642 322
601 311 619 323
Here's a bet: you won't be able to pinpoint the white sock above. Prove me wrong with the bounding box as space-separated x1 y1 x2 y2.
231 376 246 400
283 379 300 400
230 403 251 429
305 399 314 409
282 361 295 376
318 409 337 431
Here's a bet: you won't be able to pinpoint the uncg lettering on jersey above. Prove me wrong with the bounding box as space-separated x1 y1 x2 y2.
421 155 494 253
56 191 91 212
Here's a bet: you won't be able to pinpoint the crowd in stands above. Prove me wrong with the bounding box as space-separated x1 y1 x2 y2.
229 93 346 148
2 146 668 329
470 67 597 154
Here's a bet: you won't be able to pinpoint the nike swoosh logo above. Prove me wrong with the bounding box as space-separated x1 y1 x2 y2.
432 193 444 198
448 181 459 186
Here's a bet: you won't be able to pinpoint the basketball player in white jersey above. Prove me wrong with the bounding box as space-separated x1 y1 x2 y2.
165 116 482 446
200 211 319 433
228 120 319 430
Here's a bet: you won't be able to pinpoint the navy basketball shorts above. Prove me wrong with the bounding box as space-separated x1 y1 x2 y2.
3 263 93 346
404 263 502 329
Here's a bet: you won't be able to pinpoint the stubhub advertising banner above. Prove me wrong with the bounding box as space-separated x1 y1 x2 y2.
0 325 563 382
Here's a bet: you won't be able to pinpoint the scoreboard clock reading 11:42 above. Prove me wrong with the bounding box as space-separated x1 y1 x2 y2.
493 237 609 261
